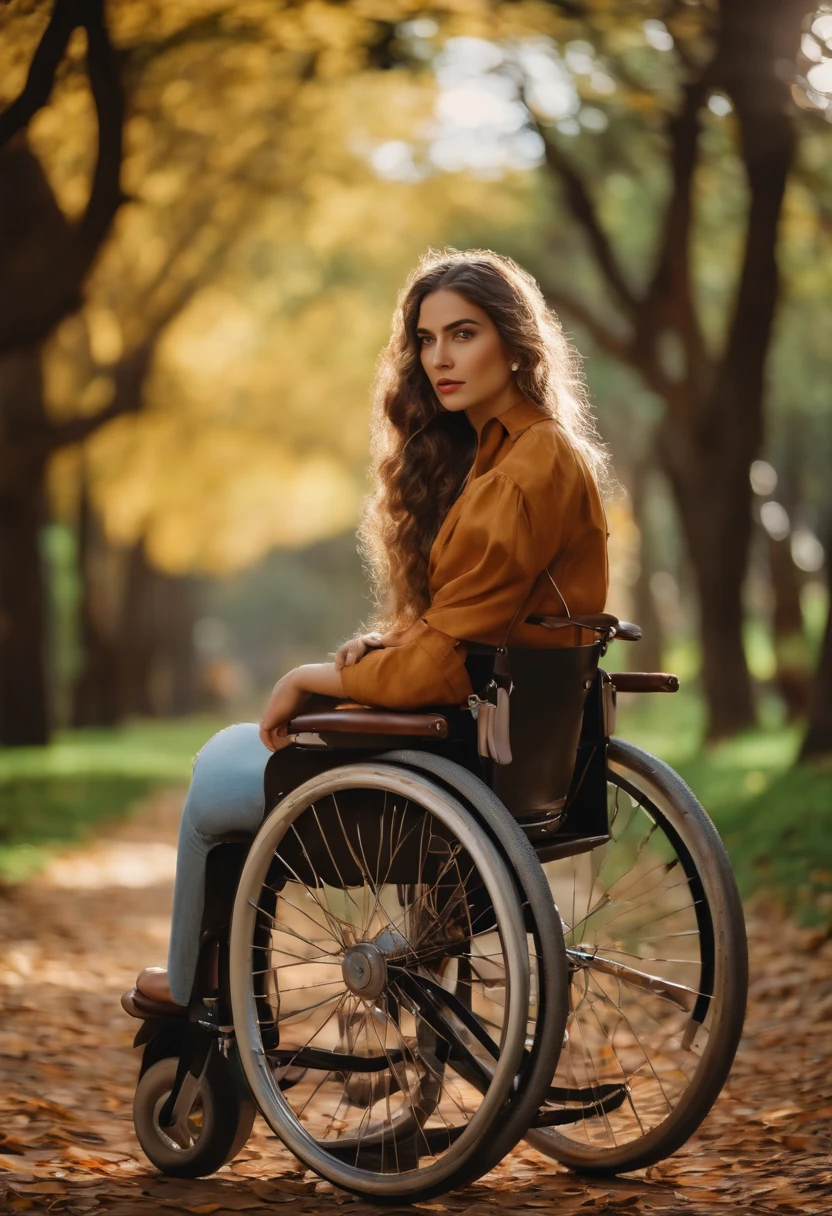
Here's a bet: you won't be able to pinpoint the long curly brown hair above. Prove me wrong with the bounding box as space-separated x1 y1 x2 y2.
356 247 613 633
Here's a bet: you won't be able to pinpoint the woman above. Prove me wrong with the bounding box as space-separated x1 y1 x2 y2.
131 248 611 1012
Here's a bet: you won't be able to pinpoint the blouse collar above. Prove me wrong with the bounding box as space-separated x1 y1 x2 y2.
488 398 548 439
470 399 547 477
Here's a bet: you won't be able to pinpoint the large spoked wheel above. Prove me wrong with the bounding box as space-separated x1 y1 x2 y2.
229 761 536 1201
526 738 748 1175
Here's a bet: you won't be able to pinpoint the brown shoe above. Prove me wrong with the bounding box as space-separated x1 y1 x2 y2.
137 966 175 1004
120 966 187 1020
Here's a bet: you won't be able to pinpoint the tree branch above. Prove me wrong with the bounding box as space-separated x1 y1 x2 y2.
0 0 124 355
710 1 800 440
541 286 633 360
48 196 249 454
0 0 77 146
545 284 685 407
529 106 639 318
47 334 159 452
77 0 124 256
637 74 711 406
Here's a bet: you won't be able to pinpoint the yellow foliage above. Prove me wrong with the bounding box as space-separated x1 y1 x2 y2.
4 0 561 578
13 17 535 574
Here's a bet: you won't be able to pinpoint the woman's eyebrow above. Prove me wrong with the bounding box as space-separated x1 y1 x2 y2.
416 318 482 334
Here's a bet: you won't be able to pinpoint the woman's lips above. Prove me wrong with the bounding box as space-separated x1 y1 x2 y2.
437 381 464 394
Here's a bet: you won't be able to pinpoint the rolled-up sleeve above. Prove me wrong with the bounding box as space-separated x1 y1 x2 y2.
339 621 473 709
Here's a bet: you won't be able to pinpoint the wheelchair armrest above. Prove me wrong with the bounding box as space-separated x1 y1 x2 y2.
608 672 679 693
288 704 449 739
527 612 643 641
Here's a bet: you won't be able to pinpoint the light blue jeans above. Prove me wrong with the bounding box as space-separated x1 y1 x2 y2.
167 723 271 1004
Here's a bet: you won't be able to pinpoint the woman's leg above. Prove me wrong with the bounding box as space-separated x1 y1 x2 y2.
163 723 271 1006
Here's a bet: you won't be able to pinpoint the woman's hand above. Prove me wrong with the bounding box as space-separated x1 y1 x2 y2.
259 661 349 753
332 632 384 670
259 669 312 753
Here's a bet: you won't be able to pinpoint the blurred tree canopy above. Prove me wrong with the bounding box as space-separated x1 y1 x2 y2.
1 0 831 754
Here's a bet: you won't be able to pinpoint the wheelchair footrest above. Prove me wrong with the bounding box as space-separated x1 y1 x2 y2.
269 1046 407 1072
533 1082 629 1127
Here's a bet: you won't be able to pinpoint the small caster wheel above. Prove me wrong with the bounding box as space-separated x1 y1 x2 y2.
133 1049 256 1178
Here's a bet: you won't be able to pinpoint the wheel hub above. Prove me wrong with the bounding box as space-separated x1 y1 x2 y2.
341 942 387 999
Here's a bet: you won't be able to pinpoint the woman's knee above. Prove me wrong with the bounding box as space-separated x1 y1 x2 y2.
192 722 263 772
184 723 270 840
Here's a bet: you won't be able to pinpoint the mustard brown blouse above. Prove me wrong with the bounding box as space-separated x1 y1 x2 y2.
339 398 610 711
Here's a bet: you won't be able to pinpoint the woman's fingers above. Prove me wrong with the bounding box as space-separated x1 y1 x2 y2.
259 724 294 753
333 633 385 671
336 640 368 669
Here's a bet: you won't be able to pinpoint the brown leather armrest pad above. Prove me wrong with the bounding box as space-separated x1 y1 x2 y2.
527 612 642 641
608 672 679 693
289 710 449 738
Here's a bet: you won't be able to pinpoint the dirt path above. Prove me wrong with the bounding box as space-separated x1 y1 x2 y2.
0 788 830 1216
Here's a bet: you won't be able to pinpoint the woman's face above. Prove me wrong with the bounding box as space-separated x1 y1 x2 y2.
417 289 515 417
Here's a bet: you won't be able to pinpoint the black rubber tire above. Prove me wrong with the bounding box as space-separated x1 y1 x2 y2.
133 1049 256 1178
138 1024 186 1078
526 738 748 1176
229 760 545 1203
381 749 569 1186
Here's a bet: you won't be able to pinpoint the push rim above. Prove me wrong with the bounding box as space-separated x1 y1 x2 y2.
229 762 530 1196
527 740 746 1171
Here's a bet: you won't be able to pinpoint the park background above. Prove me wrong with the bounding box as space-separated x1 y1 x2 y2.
1 0 832 929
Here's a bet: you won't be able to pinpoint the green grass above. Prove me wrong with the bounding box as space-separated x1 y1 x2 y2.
0 717 225 882
620 690 832 924
1 701 830 920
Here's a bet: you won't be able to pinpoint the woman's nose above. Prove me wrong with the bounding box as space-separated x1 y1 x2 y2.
432 341 452 369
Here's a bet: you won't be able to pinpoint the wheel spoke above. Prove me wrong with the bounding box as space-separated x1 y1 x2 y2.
231 764 532 1193
531 757 732 1164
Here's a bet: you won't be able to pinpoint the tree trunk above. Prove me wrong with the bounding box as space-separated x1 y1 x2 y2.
660 420 757 737
768 532 812 720
155 573 197 717
117 541 156 719
629 465 664 673
536 0 809 740
761 437 812 719
800 517 832 761
799 588 832 761
115 541 197 718
0 352 50 745
71 479 122 727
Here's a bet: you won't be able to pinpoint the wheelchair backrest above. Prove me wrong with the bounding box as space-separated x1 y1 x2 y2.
482 643 602 824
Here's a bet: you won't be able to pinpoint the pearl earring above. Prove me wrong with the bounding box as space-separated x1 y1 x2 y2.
511 362 519 372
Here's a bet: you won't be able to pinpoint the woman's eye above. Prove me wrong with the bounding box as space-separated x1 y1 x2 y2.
419 335 433 345
455 329 473 340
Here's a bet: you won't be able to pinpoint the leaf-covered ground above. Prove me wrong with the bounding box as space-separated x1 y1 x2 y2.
0 788 830 1216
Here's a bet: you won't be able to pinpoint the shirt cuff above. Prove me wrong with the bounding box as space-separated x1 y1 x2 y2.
340 624 473 710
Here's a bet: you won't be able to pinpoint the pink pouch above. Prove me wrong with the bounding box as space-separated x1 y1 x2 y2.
473 685 513 765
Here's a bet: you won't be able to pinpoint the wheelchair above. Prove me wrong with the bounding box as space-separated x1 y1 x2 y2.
122 612 748 1202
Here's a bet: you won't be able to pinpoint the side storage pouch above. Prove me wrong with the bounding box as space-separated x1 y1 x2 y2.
487 644 601 824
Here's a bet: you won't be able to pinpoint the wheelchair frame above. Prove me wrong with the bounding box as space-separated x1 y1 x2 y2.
125 616 748 1196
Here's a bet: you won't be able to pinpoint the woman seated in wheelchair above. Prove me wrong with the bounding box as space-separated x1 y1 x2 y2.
133 248 610 1015
124 249 747 1197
